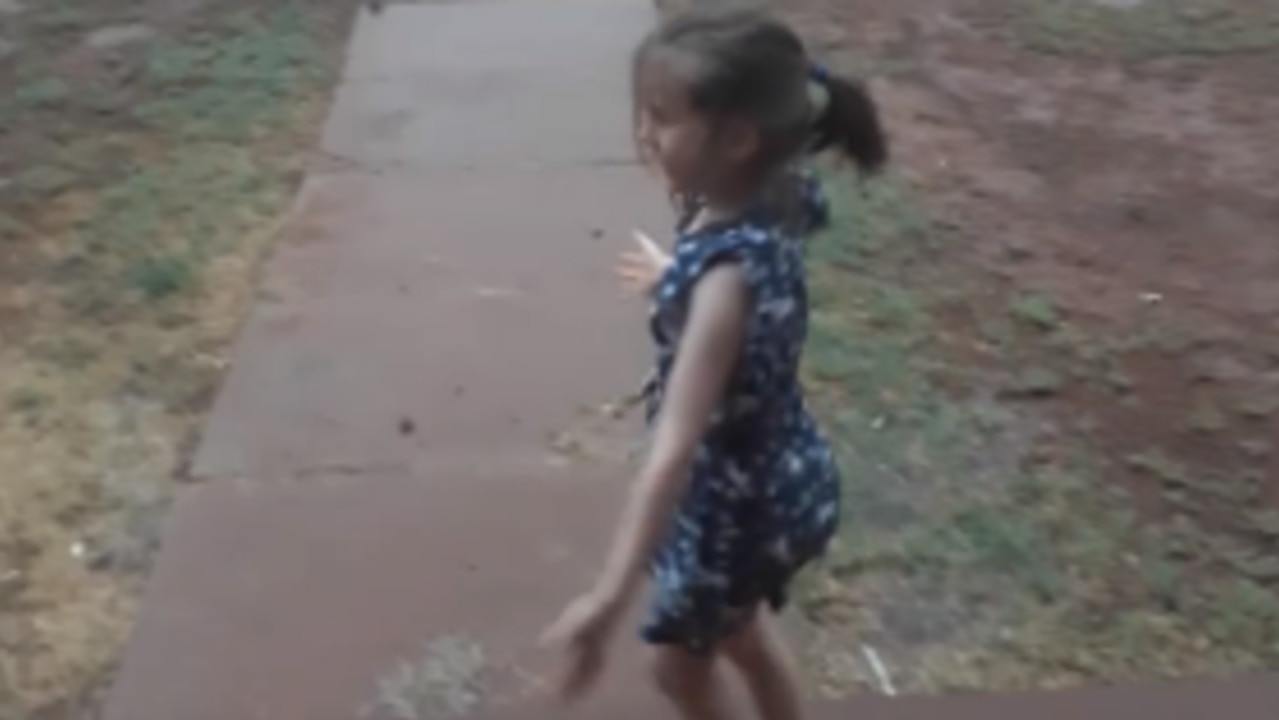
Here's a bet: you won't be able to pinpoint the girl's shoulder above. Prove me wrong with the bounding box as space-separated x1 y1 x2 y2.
662 220 784 300
675 216 776 260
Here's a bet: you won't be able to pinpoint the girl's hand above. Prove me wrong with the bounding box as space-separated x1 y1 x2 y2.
617 229 672 296
540 591 623 703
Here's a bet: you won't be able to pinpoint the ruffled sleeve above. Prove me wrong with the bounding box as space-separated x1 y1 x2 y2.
657 227 773 311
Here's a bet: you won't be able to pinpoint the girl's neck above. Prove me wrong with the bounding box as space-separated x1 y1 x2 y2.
687 182 758 233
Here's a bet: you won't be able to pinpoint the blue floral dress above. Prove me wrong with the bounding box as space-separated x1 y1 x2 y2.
640 172 841 653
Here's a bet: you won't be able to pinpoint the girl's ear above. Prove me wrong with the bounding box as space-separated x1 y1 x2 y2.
718 116 761 167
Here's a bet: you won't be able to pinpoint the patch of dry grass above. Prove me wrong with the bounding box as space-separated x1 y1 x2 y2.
0 3 346 716
362 635 491 720
1009 0 1279 58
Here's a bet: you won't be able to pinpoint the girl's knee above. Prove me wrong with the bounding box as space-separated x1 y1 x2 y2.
722 614 761 656
722 612 784 677
650 646 713 701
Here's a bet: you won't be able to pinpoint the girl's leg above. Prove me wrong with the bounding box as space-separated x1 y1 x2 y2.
721 611 804 720
651 644 738 720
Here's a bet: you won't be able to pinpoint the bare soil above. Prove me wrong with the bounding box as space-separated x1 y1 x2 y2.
792 0 1279 494
772 0 1279 695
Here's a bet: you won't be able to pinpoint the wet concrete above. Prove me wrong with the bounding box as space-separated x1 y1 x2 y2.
102 468 666 720
342 0 652 82
324 0 652 169
107 1 676 717
192 168 665 481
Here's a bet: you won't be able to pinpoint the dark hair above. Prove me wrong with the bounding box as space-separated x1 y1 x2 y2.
633 9 888 174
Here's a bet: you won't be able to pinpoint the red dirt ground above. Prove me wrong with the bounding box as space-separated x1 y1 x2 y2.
787 0 1278 522
770 0 1279 692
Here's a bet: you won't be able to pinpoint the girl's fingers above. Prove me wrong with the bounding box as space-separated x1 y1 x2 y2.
632 229 660 254
617 260 659 284
618 253 665 276
616 249 664 295
618 251 656 269
616 267 651 282
631 229 670 265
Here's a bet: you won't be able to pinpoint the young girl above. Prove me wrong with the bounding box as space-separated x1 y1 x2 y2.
543 10 887 720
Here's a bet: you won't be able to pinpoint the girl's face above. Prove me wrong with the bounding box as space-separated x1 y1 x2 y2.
634 58 714 196
635 56 762 202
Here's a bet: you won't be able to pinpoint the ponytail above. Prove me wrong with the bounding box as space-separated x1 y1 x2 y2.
809 67 888 173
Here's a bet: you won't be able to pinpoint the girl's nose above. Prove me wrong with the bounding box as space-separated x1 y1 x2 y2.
637 129 658 164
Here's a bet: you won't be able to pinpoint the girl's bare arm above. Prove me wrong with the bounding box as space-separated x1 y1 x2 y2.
592 263 750 609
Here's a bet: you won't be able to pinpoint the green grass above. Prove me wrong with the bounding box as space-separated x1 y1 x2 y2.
7 388 46 415
14 77 72 109
130 255 197 300
1009 292 1060 331
809 174 930 266
0 4 329 312
30 2 95 34
14 165 77 197
1014 0 1279 59
1009 366 1063 397
47 5 329 314
798 167 1279 691
139 7 327 140
61 146 286 311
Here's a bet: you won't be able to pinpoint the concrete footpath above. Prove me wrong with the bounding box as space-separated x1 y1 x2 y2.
102 1 1278 719
105 1 669 718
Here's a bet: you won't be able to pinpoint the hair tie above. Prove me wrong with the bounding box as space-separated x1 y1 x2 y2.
807 64 831 128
